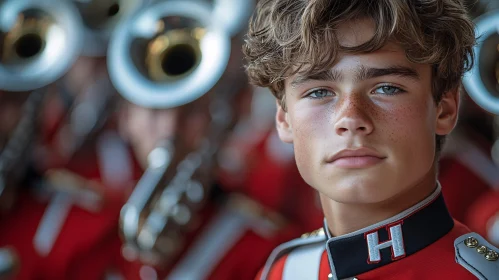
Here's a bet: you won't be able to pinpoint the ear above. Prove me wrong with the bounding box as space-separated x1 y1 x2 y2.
435 87 460 136
275 100 293 143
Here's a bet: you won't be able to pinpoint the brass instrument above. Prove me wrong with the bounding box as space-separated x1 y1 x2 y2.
0 0 82 91
49 0 150 163
0 0 82 204
0 0 83 272
108 0 253 265
211 0 256 37
108 0 231 108
73 0 150 57
462 9 499 115
462 8 499 165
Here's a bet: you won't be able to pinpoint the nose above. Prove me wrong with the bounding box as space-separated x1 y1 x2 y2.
334 96 374 136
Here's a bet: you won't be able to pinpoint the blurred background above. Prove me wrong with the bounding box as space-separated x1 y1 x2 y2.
0 0 498 279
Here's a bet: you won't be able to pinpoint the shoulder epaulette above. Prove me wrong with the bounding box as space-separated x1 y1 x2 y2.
260 228 327 280
455 232 499 279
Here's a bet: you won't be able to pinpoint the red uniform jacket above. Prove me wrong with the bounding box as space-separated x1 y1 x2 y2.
438 135 499 224
219 129 323 232
118 129 318 280
257 184 499 280
119 194 301 280
465 189 499 247
0 130 140 280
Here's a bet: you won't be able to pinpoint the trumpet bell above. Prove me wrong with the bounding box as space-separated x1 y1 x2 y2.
73 0 149 57
462 10 499 115
107 0 231 108
0 0 82 92
145 25 204 82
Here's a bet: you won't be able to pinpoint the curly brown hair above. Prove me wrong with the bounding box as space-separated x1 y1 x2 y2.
243 0 476 152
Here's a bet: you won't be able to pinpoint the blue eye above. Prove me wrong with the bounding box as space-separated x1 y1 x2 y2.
373 85 403 95
306 88 334 99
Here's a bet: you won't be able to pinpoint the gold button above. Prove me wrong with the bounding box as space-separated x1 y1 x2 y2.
464 237 479 248
302 228 324 238
311 228 323 237
476 245 488 254
485 250 499 261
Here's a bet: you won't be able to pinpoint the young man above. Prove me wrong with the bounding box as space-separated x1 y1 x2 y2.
105 1 315 279
0 1 139 278
243 0 499 279
0 55 136 280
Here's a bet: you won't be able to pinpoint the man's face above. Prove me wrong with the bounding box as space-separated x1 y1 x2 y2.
121 96 212 169
277 18 458 204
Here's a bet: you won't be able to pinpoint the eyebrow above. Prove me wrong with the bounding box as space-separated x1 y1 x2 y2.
290 65 420 88
356 65 420 82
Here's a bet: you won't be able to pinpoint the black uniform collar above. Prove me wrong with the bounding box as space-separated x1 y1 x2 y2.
324 183 454 280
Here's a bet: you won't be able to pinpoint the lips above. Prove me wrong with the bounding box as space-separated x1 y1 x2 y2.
326 147 386 168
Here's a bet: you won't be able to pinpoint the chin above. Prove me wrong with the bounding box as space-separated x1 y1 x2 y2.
319 173 398 204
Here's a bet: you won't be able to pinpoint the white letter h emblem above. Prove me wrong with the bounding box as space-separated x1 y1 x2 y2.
366 224 405 263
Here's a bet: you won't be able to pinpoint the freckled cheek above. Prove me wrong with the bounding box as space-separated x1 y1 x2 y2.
379 103 435 164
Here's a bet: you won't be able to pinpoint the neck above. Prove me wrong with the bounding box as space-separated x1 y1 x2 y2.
321 166 438 237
